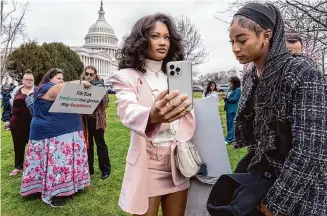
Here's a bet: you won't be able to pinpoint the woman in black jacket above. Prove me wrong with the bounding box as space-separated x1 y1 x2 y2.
207 3 327 216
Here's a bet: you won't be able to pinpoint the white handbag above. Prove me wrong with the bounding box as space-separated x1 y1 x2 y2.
175 141 202 178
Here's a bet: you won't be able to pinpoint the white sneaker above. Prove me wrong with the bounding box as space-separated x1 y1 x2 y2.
225 141 229 145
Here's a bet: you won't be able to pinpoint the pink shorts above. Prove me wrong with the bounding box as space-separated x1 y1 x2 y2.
146 144 190 197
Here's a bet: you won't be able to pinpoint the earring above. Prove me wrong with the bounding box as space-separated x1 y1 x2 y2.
263 40 268 47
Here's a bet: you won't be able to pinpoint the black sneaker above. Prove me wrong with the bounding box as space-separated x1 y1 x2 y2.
101 172 110 180
89 168 94 175
50 197 66 207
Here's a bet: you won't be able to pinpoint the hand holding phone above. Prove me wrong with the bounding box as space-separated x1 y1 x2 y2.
148 89 192 124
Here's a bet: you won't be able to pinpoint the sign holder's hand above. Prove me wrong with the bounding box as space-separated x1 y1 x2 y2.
148 89 192 124
81 80 92 89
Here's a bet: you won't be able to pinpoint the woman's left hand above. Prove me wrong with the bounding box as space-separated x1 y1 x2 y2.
258 203 279 216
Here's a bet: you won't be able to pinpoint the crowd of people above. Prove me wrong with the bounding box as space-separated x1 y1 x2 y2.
1 2 327 216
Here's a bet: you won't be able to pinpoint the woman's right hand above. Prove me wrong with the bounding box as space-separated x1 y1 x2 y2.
148 89 192 124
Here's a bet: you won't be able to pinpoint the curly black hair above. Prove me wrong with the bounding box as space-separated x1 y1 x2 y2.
117 13 184 73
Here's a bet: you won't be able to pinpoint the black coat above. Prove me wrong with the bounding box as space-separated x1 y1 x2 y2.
234 57 327 215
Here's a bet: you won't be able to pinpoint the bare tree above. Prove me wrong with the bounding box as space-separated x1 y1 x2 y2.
215 0 327 74
0 0 29 82
197 71 226 87
196 68 240 87
176 16 209 69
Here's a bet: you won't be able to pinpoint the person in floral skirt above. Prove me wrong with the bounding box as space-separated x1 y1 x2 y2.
20 68 91 207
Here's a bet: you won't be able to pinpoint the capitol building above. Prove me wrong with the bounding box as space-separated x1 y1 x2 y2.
71 1 119 83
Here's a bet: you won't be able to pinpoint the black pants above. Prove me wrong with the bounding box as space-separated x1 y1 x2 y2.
10 124 30 170
87 117 111 174
207 153 276 216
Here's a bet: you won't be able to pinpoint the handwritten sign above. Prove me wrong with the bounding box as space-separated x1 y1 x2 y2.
49 83 107 114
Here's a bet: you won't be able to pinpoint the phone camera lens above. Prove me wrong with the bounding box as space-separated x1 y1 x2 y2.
170 65 175 69
176 67 180 72
170 71 175 76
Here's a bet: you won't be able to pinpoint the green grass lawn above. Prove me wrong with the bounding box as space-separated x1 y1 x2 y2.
1 93 246 216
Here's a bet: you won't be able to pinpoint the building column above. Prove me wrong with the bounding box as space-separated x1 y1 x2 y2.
99 59 101 74
101 59 103 74
109 62 111 75
106 61 108 74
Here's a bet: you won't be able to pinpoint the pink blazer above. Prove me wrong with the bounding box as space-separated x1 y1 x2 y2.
110 68 196 215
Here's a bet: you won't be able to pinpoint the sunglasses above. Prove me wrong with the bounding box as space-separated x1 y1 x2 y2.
85 72 95 77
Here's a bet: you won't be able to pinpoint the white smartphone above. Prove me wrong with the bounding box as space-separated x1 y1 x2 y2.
167 60 193 110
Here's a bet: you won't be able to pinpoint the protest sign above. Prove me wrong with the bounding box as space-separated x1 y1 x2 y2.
49 83 107 114
191 96 232 177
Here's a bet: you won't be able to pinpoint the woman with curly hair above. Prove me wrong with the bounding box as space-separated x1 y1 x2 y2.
110 13 195 216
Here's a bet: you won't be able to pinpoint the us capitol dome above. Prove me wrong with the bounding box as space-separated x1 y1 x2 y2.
71 1 119 83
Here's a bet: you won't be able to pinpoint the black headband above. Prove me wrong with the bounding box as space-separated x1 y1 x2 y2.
234 3 276 30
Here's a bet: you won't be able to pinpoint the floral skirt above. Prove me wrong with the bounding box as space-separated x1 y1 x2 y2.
20 131 90 205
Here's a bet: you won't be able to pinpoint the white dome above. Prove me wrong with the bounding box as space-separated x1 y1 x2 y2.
84 1 118 48
87 1 115 35
88 20 114 34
